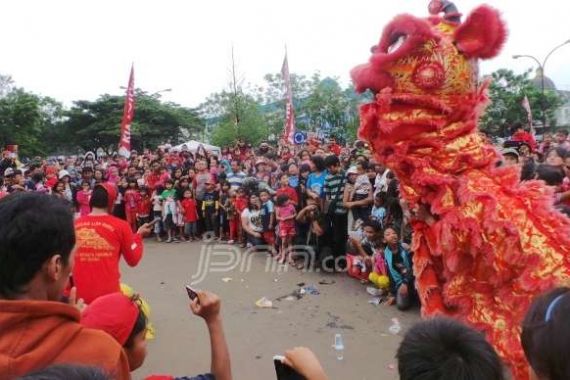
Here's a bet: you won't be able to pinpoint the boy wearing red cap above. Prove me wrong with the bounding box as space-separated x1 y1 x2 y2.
73 183 152 304
82 291 232 380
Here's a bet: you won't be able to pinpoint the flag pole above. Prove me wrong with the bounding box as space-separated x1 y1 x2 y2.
118 64 135 158
281 47 295 145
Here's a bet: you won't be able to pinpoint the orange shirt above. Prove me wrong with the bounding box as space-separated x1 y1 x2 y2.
73 214 143 304
0 300 130 380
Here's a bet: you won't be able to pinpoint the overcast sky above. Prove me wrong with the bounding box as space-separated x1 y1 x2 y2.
1 0 569 108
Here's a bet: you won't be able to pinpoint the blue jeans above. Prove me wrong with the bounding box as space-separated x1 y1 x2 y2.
246 233 264 247
184 222 197 236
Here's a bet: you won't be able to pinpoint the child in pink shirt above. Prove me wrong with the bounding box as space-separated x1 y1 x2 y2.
76 181 92 216
275 194 297 265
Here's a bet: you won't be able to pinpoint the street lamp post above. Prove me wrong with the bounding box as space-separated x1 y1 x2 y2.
513 39 570 131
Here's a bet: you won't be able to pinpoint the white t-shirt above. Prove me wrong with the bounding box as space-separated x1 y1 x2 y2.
152 194 162 212
374 169 391 194
241 208 263 233
355 174 372 196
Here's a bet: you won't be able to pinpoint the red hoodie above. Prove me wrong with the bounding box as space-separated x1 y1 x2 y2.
0 300 130 380
73 214 143 304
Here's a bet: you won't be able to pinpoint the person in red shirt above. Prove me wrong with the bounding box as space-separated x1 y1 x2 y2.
276 173 298 207
234 188 249 247
124 179 142 232
73 183 152 304
137 186 152 226
180 189 199 240
328 137 342 156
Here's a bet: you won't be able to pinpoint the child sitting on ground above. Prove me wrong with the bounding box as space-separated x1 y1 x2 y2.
384 226 414 310
347 221 384 283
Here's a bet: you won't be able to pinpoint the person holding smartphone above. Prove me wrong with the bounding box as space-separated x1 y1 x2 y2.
275 347 329 380
82 289 232 380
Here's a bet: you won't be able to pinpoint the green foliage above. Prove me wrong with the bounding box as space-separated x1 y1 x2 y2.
0 74 204 156
61 90 203 153
203 72 371 146
481 69 562 136
0 88 50 156
205 90 268 147
258 73 312 137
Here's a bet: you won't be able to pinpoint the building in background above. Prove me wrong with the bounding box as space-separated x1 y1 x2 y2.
531 69 570 128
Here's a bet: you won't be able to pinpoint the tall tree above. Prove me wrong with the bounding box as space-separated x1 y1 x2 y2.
259 73 311 136
481 69 562 136
0 88 46 156
61 90 202 153
303 74 356 140
0 74 14 98
204 90 267 147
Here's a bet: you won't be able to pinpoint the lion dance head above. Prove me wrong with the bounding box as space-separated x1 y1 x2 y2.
351 0 506 156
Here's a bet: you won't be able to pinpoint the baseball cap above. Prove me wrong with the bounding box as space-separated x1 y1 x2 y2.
81 293 140 345
4 168 14 177
58 169 70 179
347 166 358 175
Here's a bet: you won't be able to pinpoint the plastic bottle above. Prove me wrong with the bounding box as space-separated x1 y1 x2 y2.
333 333 344 360
388 318 401 335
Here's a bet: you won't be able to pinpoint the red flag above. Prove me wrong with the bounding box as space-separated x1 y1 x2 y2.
118 65 135 158
521 95 534 135
281 53 295 144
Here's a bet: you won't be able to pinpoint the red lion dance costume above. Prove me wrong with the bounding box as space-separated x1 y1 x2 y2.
351 1 570 379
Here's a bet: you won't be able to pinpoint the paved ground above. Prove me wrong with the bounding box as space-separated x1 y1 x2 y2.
123 240 420 380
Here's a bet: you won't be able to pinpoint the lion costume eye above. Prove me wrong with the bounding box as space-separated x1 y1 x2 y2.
387 35 407 54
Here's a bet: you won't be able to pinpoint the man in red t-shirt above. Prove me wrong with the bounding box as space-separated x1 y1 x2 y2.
73 183 152 304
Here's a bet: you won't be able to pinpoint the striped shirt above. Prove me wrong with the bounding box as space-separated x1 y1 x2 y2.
324 171 347 214
227 171 246 190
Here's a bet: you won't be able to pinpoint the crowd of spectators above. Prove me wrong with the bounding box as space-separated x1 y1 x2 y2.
0 137 415 308
2 191 570 380
3 125 570 379
500 125 570 216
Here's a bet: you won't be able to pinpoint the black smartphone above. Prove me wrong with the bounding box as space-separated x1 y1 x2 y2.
273 355 306 380
185 285 198 301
